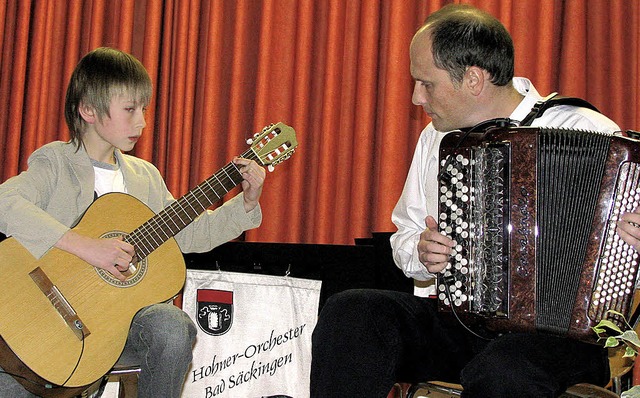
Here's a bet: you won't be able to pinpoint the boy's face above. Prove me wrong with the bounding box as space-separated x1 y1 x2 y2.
87 93 147 153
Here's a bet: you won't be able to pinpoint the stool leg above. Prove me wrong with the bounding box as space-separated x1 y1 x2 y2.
118 373 138 398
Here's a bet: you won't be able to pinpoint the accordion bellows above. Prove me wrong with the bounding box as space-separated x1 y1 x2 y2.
437 126 640 343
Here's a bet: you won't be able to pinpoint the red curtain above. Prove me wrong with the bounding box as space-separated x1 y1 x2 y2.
0 0 638 245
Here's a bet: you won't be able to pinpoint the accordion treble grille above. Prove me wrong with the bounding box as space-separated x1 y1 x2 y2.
535 130 610 334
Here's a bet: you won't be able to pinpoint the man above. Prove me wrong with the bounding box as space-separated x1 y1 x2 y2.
310 4 619 397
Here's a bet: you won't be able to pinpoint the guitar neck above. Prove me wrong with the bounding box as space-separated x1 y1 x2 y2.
126 148 260 260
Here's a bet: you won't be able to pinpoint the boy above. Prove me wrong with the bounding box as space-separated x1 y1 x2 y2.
0 47 265 397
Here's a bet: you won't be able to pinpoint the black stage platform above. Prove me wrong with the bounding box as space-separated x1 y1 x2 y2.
184 232 413 309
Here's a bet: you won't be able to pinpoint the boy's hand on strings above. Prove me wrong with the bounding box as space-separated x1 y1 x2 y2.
56 230 135 281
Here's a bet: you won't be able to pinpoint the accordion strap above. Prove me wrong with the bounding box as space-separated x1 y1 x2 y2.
520 92 601 126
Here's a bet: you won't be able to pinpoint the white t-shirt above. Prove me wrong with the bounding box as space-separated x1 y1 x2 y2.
92 158 126 197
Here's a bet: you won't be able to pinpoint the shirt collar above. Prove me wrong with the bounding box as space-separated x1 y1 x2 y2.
510 77 545 123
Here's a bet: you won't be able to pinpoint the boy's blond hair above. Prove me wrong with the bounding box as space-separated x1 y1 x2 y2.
64 47 152 147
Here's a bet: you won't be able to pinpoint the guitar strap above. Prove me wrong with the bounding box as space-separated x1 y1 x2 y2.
519 92 601 126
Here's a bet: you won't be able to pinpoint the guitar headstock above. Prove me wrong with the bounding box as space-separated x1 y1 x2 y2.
248 122 298 171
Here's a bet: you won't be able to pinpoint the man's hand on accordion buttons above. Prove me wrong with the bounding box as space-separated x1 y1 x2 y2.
618 210 640 251
418 215 456 273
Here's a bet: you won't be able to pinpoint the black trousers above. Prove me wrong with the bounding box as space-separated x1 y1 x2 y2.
310 289 610 398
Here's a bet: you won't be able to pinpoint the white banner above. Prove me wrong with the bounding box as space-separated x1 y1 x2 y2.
180 270 321 398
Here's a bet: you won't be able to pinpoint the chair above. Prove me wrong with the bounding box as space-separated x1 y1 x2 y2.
393 381 619 398
82 347 140 398
80 363 140 398
103 364 141 398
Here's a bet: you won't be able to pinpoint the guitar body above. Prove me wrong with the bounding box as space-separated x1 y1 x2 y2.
0 193 186 388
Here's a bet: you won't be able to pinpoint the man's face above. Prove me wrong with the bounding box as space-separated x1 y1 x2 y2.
410 28 472 132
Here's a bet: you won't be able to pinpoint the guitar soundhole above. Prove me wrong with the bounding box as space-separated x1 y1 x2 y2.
96 231 148 287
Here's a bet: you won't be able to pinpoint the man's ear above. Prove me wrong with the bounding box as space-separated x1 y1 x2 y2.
465 66 485 96
78 103 97 124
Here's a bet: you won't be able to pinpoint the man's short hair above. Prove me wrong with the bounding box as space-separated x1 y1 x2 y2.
425 4 514 86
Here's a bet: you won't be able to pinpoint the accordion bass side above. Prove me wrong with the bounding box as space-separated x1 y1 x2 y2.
437 126 640 343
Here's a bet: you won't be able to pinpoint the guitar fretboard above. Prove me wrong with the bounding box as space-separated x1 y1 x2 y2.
125 148 259 260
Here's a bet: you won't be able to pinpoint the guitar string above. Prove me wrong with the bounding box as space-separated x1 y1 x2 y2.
50 148 262 328
128 166 238 258
127 156 250 260
126 151 239 254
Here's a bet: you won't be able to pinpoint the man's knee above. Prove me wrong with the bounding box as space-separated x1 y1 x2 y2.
460 336 558 398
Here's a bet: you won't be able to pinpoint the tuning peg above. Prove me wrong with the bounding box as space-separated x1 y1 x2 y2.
267 165 275 172
246 138 253 145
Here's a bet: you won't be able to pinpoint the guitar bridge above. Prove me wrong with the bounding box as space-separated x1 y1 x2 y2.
29 267 91 341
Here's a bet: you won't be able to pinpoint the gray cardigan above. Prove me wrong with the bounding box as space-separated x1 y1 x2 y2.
0 141 261 258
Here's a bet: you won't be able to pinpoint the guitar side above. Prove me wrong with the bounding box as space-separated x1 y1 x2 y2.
0 193 186 387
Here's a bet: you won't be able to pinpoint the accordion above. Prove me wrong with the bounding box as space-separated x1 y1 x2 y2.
436 126 640 343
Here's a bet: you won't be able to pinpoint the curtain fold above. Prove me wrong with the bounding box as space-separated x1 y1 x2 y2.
1 0 639 245
1 1 30 179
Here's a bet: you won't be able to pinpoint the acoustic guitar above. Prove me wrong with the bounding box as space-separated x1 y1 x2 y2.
0 122 297 392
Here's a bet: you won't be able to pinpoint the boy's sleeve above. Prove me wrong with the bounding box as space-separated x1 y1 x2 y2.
174 193 262 253
0 152 70 258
